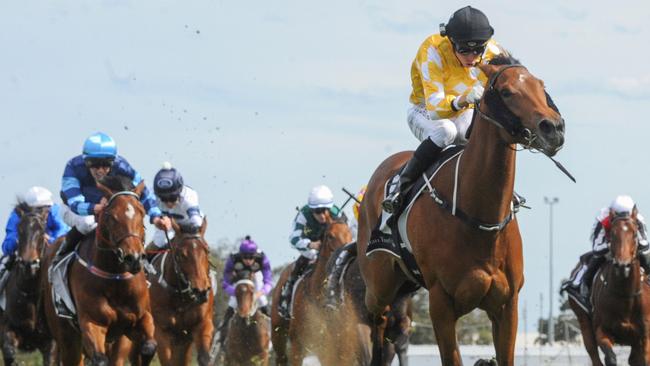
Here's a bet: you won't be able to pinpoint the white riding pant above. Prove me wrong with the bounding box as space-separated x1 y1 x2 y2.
300 248 318 261
227 271 269 308
407 104 474 146
60 204 97 235
152 228 176 248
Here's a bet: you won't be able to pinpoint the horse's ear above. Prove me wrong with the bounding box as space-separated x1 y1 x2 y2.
171 218 181 235
96 183 113 198
133 181 146 197
200 217 208 236
478 63 500 78
632 207 639 220
15 204 24 218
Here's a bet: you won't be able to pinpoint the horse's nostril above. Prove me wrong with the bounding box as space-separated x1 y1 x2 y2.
538 120 555 135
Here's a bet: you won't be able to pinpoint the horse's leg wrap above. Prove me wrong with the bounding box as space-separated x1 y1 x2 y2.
141 339 157 359
2 334 16 366
325 242 357 308
90 352 109 366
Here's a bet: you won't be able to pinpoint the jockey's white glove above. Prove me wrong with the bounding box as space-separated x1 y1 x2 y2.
465 85 484 104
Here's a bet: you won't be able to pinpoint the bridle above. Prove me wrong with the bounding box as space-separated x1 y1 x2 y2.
95 191 145 263
157 231 211 305
600 215 642 297
473 64 538 148
234 278 258 320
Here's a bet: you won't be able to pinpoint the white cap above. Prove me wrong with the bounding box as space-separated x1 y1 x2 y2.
308 185 334 209
610 195 636 215
23 186 54 208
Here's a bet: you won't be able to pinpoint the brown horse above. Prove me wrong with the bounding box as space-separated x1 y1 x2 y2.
382 296 413 366
357 55 566 366
147 219 214 366
0 203 56 365
224 270 270 366
568 212 650 366
41 177 157 365
271 218 352 366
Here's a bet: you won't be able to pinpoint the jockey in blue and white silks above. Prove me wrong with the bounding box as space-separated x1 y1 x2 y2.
53 132 164 265
0 187 69 292
147 162 205 251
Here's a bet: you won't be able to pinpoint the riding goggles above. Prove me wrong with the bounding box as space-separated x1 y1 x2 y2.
452 41 487 56
85 158 114 169
312 207 328 214
159 194 180 203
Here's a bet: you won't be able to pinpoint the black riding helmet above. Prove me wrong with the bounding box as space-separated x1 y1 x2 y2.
154 162 184 200
441 6 494 49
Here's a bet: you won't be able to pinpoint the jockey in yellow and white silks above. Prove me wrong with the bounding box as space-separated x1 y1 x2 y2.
383 6 507 213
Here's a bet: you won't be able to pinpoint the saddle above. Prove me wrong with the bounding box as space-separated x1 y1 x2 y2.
48 251 77 319
367 145 465 289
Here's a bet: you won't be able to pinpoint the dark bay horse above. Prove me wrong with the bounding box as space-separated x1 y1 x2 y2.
568 212 650 366
41 177 157 365
357 55 566 366
148 219 214 366
224 270 270 366
382 296 413 366
271 217 352 366
1 203 56 365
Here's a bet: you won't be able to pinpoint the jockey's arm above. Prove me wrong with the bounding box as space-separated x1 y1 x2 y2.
117 158 162 222
61 162 94 216
260 255 273 295
1 210 20 255
419 47 457 120
46 204 70 243
591 219 608 256
222 256 236 297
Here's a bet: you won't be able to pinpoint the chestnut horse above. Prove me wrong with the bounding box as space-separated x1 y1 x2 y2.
42 177 157 365
224 270 270 366
357 55 566 366
1 203 56 365
271 217 352 366
568 213 650 366
147 219 214 366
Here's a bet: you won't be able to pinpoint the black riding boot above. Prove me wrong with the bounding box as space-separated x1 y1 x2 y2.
324 242 357 309
52 227 84 266
580 254 605 299
382 138 442 214
278 256 310 318
218 307 235 346
260 305 270 317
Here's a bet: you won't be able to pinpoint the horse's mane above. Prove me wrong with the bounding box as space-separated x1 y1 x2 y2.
488 53 521 66
14 201 33 216
99 175 135 192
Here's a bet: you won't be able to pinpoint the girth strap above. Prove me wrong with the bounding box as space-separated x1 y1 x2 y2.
429 188 514 232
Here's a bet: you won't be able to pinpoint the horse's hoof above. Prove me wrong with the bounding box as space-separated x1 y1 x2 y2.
90 352 109 366
474 358 497 366
141 340 157 357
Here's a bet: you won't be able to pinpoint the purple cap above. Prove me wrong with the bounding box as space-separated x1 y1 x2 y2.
239 236 258 255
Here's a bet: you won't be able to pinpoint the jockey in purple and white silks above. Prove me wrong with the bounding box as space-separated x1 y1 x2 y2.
218 236 272 345
53 132 164 266
562 195 650 308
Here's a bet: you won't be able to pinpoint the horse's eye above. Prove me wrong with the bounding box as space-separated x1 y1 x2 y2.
500 88 514 98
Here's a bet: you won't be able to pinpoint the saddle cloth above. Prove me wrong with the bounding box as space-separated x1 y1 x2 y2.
368 145 465 288
48 252 77 319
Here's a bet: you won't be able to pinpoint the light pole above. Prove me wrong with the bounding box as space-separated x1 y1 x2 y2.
544 196 559 345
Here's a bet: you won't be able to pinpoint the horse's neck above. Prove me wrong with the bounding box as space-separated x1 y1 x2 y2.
605 261 642 297
457 113 516 223
306 251 330 295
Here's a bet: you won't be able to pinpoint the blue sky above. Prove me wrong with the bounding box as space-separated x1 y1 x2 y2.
2 0 650 332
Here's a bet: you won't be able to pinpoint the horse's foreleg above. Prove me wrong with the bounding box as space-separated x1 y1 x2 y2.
132 312 157 366
80 320 109 365
570 301 603 366
40 340 57 366
490 296 518 366
194 318 214 366
271 319 289 366
1 329 17 366
429 283 461 366
595 327 617 366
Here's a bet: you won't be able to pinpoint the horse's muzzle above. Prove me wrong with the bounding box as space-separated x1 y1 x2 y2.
613 261 632 278
537 118 565 156
123 253 143 274
193 287 211 304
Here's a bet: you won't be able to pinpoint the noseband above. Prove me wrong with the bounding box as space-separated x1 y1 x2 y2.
157 233 211 305
234 278 258 318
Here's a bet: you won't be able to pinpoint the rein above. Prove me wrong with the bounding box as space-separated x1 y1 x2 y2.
157 232 210 304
